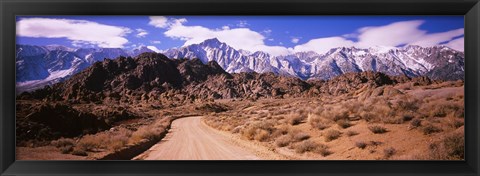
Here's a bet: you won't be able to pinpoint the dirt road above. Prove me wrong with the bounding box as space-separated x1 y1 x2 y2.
134 116 263 160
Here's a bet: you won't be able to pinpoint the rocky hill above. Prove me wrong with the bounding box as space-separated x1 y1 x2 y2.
17 52 449 142
19 52 438 104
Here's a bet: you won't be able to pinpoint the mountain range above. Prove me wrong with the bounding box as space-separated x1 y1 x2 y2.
16 38 464 93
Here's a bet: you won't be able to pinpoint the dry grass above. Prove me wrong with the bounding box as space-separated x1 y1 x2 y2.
346 130 359 137
420 99 463 119
51 138 75 148
355 141 367 149
324 129 341 142
130 126 165 142
368 125 388 134
307 113 331 130
427 132 464 160
422 124 442 135
71 149 88 156
287 112 306 125
241 121 275 141
77 127 132 152
294 140 331 156
410 118 422 128
272 124 290 137
254 129 270 141
293 132 310 142
336 119 352 129
383 147 397 159
275 135 293 147
396 98 419 112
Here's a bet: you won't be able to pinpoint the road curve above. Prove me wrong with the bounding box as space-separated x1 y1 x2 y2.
135 116 262 160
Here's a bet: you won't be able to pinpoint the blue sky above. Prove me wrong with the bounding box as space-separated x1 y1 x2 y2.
16 16 464 56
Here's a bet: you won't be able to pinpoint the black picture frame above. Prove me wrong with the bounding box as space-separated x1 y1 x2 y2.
1 0 479 175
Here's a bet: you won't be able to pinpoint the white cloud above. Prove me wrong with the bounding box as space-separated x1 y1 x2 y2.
294 37 355 53
164 20 290 56
237 20 249 27
410 28 464 47
136 28 148 38
147 46 162 53
294 20 464 53
150 40 161 44
354 20 426 47
263 29 272 35
149 16 169 28
291 37 300 44
268 38 274 41
445 37 464 51
17 17 131 48
162 18 463 56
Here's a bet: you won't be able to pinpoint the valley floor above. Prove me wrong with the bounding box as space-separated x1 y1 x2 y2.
16 80 465 160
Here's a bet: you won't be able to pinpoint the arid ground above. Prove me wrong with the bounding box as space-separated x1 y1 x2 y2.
16 54 464 160
17 81 464 160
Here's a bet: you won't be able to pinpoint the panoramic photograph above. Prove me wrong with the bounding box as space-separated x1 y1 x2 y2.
15 16 464 160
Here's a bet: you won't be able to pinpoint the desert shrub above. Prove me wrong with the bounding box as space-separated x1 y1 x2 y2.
307 113 330 130
423 100 463 118
368 125 388 134
360 111 377 122
71 149 88 156
275 135 293 147
336 119 352 129
451 119 464 128
371 104 394 122
442 132 464 159
294 140 330 156
60 145 74 154
76 128 132 152
383 147 397 158
422 124 442 135
401 113 415 121
287 113 306 125
397 99 419 112
130 125 165 142
109 132 130 151
454 107 464 118
428 132 464 160
355 141 367 149
272 124 290 137
253 120 276 132
410 118 422 128
431 106 448 117
77 135 102 152
52 138 75 148
324 129 341 142
254 129 270 142
195 103 229 113
241 121 275 141
231 126 243 134
242 127 257 140
346 130 359 137
317 147 332 157
331 109 349 122
293 132 310 142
